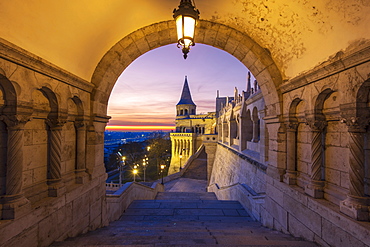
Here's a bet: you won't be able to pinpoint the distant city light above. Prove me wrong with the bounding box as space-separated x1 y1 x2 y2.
106 125 175 131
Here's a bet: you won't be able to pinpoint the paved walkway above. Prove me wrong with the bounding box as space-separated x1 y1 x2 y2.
52 187 318 246
164 178 207 192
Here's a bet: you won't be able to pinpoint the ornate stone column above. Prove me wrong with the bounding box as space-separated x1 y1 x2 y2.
222 121 227 143
305 120 326 198
239 115 247 151
0 115 30 219
46 119 66 197
284 122 298 185
75 121 88 184
252 119 259 142
229 119 236 145
340 118 370 221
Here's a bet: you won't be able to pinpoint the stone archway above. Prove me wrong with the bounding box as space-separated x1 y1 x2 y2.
91 20 283 119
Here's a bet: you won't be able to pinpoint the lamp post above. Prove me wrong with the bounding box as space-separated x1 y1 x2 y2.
142 157 148 182
160 164 165 184
173 0 200 59
133 165 138 182
119 156 126 187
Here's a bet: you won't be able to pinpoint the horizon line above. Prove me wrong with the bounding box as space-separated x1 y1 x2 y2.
106 125 176 131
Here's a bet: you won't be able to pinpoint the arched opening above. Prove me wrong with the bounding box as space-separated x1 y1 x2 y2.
0 87 6 196
91 21 283 185
356 80 370 196
285 98 303 186
252 107 260 142
22 88 51 202
91 20 282 120
245 109 253 142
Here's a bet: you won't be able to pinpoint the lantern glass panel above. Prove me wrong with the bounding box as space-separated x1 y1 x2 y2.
176 15 196 47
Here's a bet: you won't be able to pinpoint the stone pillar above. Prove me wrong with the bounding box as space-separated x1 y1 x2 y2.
340 119 370 221
180 140 183 154
1 115 30 219
75 121 88 184
174 139 178 155
305 120 326 198
203 140 218 186
229 119 235 145
47 119 66 197
284 123 298 185
239 116 246 152
191 138 194 155
252 119 259 142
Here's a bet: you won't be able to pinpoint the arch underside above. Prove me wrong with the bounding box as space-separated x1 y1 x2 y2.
91 20 283 118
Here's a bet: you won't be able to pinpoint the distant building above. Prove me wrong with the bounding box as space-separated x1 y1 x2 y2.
168 76 217 174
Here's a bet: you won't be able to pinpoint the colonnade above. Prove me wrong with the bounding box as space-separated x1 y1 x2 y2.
0 83 89 219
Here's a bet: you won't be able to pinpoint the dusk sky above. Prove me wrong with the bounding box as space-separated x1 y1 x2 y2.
107 44 250 130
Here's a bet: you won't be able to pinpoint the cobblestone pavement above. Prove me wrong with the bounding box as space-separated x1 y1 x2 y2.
52 190 319 246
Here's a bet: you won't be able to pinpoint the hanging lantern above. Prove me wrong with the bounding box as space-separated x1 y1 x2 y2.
173 0 200 59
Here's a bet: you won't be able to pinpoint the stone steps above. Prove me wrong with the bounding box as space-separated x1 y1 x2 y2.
155 192 218 200
51 192 319 246
182 148 208 180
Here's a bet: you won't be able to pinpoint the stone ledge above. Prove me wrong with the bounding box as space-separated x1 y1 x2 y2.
0 37 94 93
280 44 370 93
218 142 267 172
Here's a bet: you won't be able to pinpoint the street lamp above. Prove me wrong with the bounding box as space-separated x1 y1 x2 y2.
173 0 200 59
160 164 166 184
119 156 126 187
142 158 148 182
133 165 138 182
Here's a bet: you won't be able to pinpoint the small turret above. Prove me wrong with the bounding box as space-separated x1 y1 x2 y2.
245 71 252 99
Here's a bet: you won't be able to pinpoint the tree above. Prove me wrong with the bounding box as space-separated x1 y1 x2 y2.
147 133 171 178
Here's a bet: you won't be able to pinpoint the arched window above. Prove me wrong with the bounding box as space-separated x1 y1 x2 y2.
252 107 260 142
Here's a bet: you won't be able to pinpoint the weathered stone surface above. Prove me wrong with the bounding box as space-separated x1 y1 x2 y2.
51 191 317 247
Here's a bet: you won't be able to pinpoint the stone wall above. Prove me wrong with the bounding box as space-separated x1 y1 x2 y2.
0 39 108 246
210 142 370 246
209 43 370 246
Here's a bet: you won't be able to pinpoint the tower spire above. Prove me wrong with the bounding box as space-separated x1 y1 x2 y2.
177 76 195 106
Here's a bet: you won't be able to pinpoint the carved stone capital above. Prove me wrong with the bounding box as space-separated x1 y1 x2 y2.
0 115 30 129
46 118 66 130
286 122 298 131
74 120 86 129
305 119 327 131
340 117 370 132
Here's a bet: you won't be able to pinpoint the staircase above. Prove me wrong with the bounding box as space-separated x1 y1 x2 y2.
182 147 208 180
52 192 318 246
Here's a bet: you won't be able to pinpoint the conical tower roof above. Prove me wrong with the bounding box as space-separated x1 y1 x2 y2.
177 76 196 105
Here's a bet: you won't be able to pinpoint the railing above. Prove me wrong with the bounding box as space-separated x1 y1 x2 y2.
106 182 122 191
208 182 265 221
106 182 164 223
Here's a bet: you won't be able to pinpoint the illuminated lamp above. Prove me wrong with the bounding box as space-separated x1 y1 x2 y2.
173 0 200 59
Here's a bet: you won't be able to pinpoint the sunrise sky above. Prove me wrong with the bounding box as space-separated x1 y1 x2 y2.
107 44 250 131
